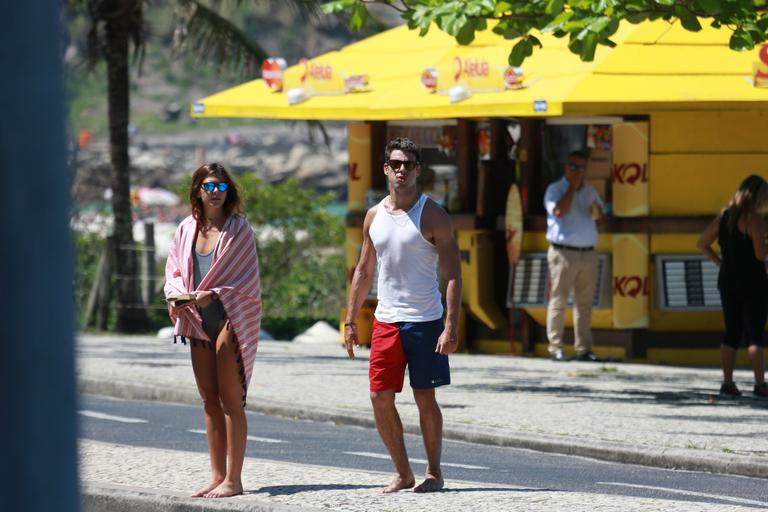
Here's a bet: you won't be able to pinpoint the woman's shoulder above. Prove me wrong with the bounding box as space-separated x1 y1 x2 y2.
175 215 196 233
227 213 255 233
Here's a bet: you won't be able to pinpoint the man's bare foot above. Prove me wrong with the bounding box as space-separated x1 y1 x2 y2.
204 480 243 498
413 476 444 493
191 479 223 498
382 474 415 493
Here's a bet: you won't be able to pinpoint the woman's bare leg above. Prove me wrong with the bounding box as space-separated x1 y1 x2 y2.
189 340 226 497
205 322 247 498
747 344 765 386
721 344 737 384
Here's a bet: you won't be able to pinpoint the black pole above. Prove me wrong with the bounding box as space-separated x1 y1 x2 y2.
0 3 78 512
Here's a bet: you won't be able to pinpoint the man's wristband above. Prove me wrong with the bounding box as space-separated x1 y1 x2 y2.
344 322 356 327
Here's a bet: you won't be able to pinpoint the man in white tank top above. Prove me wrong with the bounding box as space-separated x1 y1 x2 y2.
344 138 462 493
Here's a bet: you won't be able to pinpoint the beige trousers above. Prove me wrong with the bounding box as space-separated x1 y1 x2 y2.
546 245 598 355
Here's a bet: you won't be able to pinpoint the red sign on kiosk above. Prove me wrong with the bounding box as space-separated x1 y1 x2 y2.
753 44 768 87
422 52 526 99
261 58 286 91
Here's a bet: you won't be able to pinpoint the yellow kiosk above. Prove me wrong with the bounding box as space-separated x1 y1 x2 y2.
193 20 768 365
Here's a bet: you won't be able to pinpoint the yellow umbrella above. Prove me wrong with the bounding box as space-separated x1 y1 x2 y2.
192 20 768 121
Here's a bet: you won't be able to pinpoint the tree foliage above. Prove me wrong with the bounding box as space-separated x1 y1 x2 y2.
239 176 346 333
323 0 768 65
65 0 321 332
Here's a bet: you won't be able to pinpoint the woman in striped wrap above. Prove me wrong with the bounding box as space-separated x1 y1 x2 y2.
164 163 261 498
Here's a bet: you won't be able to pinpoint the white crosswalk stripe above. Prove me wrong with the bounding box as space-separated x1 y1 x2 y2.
79 410 148 424
597 482 768 507
344 451 489 470
188 429 286 444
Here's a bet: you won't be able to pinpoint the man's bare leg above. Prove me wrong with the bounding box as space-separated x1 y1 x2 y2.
412 388 444 493
370 390 415 492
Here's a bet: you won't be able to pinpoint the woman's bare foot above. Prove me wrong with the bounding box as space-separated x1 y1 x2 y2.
191 479 223 498
382 474 415 493
204 479 243 498
413 475 444 493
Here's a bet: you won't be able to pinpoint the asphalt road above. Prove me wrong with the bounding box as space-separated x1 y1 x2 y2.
78 394 768 508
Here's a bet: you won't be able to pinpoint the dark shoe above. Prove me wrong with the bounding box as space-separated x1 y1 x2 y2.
754 383 768 398
719 382 742 397
550 349 567 361
576 351 599 362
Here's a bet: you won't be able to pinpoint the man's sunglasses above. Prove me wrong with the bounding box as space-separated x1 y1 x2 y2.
567 163 586 172
200 181 230 193
387 159 419 171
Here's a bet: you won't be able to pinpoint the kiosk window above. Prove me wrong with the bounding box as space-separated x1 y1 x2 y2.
386 123 460 211
531 124 588 214
508 252 612 309
655 255 720 310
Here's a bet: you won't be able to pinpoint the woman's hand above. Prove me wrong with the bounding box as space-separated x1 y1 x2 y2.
195 290 215 308
169 297 196 311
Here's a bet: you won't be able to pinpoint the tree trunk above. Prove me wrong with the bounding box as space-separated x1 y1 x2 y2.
105 18 146 332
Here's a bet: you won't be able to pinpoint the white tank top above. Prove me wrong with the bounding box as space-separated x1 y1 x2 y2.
369 194 444 323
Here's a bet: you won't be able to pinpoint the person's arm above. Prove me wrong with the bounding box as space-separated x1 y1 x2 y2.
696 215 722 267
749 214 767 262
164 223 195 313
553 184 577 218
344 207 378 359
424 202 462 355
591 187 606 226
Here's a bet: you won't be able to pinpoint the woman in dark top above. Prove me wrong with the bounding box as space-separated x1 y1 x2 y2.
698 174 768 398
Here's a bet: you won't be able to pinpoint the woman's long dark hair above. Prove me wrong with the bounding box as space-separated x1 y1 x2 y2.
725 174 768 232
188 162 243 223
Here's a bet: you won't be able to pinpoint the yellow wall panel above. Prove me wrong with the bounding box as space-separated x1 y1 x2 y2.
650 154 768 215
651 234 707 253
522 232 613 252
651 111 768 153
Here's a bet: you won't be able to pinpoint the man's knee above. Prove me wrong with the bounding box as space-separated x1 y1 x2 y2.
370 390 395 410
413 389 438 410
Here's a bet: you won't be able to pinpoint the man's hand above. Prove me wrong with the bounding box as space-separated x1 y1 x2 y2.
344 323 359 359
435 327 458 355
566 173 582 188
195 290 215 308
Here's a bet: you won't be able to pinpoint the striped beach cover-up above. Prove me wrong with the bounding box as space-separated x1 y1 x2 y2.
164 214 262 404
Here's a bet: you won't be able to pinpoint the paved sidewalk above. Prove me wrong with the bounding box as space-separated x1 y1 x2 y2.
81 440 759 512
78 334 768 510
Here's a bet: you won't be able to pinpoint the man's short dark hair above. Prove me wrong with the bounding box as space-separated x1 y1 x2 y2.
569 149 589 160
385 137 421 162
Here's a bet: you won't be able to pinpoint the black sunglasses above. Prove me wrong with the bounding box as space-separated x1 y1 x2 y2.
567 163 586 172
387 159 419 171
201 181 230 193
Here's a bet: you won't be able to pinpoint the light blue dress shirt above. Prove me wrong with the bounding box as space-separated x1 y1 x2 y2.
544 177 603 248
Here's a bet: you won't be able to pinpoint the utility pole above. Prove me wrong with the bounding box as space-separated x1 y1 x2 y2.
0 3 79 512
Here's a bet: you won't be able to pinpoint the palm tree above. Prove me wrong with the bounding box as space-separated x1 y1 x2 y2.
68 0 319 332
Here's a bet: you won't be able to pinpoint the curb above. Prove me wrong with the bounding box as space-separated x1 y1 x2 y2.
83 483 322 512
78 378 768 479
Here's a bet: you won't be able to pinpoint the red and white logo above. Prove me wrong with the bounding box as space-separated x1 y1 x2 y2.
301 58 333 83
452 57 489 82
421 67 438 91
344 74 369 92
754 44 768 86
262 58 286 91
614 276 649 298
504 67 524 89
613 162 648 185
